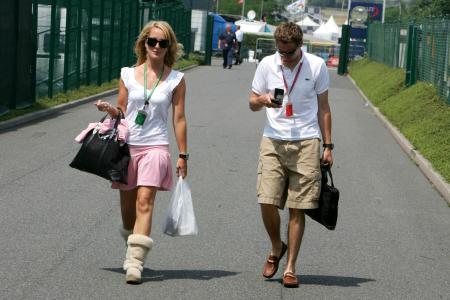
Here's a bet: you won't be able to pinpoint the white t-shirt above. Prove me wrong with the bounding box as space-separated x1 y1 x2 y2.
120 67 184 146
235 29 244 42
252 51 329 141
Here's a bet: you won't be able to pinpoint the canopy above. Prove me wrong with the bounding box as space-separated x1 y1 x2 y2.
235 19 266 33
296 16 320 28
325 16 340 34
313 23 337 42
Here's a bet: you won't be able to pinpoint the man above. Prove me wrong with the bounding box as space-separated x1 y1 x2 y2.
249 22 333 288
218 23 236 69
234 25 244 65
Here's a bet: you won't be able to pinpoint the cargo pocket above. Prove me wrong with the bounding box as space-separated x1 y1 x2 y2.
300 170 321 201
311 170 321 201
256 160 263 196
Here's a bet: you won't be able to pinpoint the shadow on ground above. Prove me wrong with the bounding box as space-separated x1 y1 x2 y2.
267 275 375 287
102 267 239 282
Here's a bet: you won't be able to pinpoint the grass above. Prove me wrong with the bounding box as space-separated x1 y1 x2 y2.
349 58 450 182
0 56 201 123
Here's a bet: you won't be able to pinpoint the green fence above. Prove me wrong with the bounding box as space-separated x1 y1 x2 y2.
32 0 191 99
367 18 450 104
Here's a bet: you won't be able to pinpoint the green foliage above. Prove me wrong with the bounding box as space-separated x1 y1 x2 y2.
384 7 403 22
308 0 339 8
348 59 405 106
408 0 450 18
350 58 450 182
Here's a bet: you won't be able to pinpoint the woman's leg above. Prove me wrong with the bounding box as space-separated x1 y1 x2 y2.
133 186 158 236
123 186 157 284
120 189 137 231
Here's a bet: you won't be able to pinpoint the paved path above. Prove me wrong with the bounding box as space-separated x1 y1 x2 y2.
0 60 449 299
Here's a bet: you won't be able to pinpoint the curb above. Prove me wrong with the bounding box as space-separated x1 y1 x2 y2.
0 89 118 132
347 75 450 205
0 64 200 132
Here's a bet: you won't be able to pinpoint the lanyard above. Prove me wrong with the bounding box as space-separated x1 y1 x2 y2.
143 63 164 106
281 62 303 97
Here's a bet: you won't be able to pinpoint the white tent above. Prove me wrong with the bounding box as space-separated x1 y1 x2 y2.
296 16 320 28
313 23 337 42
325 16 340 34
235 20 266 33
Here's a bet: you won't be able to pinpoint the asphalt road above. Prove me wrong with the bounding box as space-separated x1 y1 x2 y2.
0 60 449 299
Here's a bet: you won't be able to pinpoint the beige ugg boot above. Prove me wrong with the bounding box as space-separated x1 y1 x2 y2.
119 227 132 243
123 234 153 284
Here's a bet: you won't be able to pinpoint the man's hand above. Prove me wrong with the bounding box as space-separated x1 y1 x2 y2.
260 94 282 108
249 92 282 111
321 148 333 167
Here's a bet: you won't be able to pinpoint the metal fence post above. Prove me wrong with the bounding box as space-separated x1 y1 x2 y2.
86 0 93 85
76 0 82 88
338 25 351 75
405 23 418 86
63 0 71 92
97 0 105 86
47 0 58 97
204 13 213 66
108 0 116 82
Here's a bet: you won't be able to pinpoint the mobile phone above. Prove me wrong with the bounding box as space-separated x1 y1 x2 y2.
272 88 284 105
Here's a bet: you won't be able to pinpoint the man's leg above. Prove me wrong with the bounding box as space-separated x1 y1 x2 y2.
260 204 284 257
222 49 227 68
237 42 242 64
227 48 233 68
284 208 305 274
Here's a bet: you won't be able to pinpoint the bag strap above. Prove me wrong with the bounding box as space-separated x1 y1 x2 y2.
109 109 123 139
321 164 335 187
327 168 335 187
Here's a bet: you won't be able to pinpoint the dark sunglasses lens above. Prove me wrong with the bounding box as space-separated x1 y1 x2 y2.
146 38 157 47
279 49 296 57
158 40 170 48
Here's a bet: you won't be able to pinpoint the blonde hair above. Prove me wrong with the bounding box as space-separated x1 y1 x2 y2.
134 21 183 67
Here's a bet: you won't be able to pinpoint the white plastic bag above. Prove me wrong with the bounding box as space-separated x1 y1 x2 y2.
163 176 198 236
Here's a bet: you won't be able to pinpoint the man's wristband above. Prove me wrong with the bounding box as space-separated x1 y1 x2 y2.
323 143 334 150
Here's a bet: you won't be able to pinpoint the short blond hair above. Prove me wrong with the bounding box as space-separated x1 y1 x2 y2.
274 22 303 47
134 21 183 67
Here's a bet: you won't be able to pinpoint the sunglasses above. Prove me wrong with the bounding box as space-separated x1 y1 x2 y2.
146 37 170 49
277 48 298 57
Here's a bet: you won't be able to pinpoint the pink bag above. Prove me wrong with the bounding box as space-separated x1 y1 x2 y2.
75 117 129 143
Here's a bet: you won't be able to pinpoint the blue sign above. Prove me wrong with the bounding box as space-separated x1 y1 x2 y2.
349 1 383 39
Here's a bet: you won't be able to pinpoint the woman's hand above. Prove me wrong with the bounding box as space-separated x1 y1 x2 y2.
176 158 187 178
95 100 118 117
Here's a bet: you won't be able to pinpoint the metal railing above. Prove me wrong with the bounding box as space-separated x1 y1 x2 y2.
367 18 450 104
32 0 191 99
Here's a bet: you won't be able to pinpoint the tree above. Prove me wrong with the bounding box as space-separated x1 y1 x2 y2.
307 0 339 8
408 0 450 18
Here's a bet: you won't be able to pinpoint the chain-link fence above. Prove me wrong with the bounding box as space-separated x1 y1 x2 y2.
367 18 450 104
33 0 191 99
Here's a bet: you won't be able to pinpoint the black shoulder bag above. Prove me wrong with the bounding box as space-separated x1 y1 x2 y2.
305 165 340 230
69 110 130 184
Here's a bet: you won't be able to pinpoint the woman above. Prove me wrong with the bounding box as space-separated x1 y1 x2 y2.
95 21 188 284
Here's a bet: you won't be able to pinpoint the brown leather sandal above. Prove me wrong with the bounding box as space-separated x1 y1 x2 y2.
262 242 288 278
282 271 299 288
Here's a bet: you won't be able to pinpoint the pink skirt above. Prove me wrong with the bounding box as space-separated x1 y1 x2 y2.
111 145 173 191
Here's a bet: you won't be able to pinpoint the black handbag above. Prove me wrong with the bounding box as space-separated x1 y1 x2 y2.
305 165 340 230
69 111 130 184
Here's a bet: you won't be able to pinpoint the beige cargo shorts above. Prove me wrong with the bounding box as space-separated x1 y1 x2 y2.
257 137 321 209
